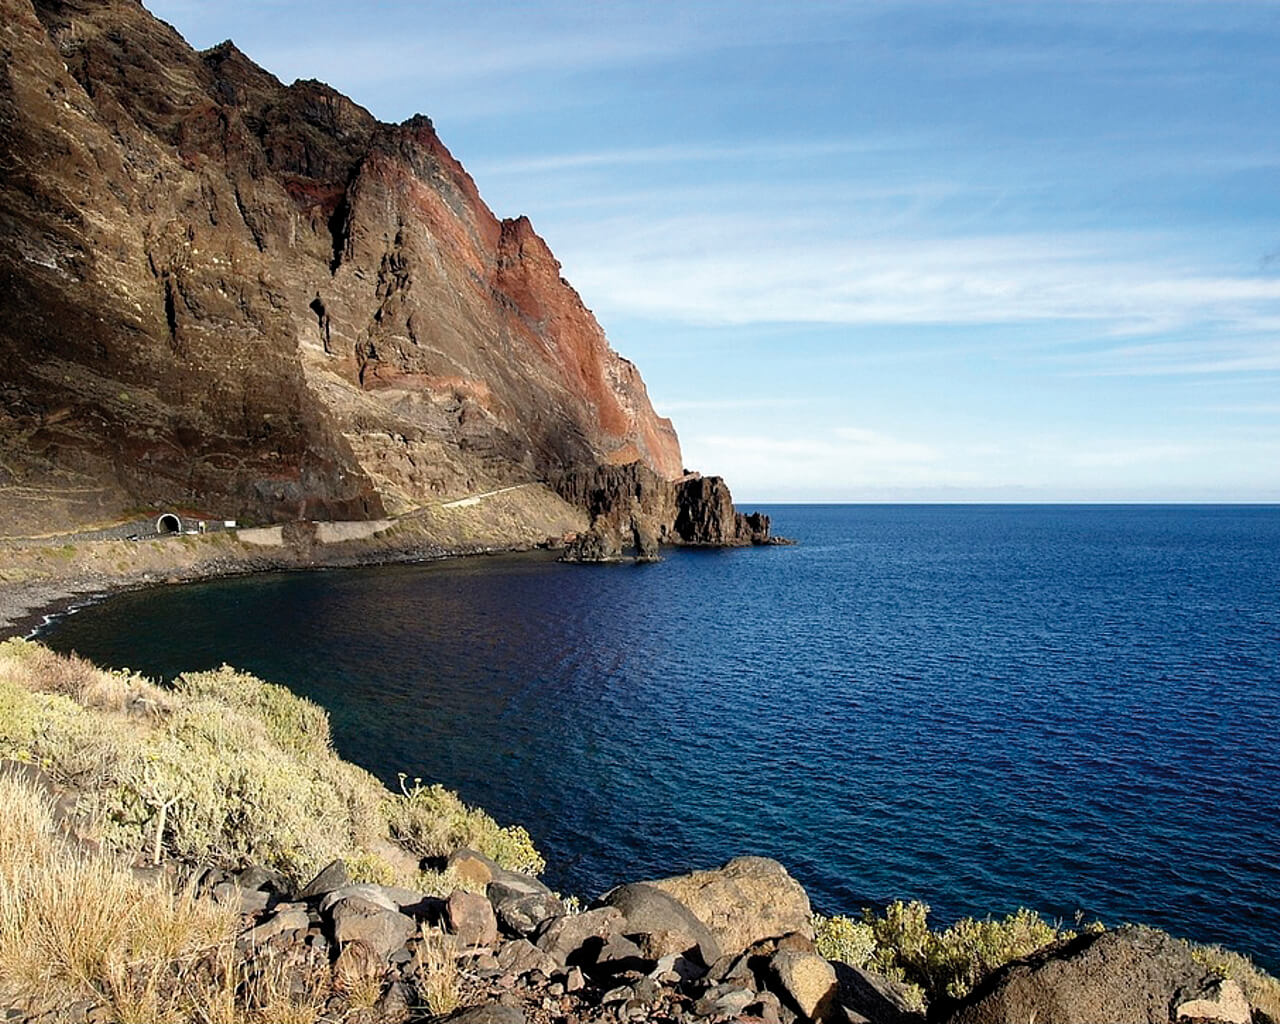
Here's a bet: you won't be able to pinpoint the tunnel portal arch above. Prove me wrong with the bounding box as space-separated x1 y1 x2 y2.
156 513 182 535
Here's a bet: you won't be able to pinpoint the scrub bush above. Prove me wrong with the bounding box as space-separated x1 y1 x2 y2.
812 912 876 969
860 900 1074 1004
0 640 546 888
387 775 545 876
172 666 331 757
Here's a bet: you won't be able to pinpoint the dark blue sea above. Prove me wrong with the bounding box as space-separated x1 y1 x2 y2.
39 505 1280 970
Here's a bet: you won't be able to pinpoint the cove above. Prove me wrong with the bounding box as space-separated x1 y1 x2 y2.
40 505 1280 972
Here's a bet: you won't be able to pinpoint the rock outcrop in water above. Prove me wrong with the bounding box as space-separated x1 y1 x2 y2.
554 463 779 562
0 0 740 539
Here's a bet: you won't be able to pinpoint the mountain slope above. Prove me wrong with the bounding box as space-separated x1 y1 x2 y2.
0 0 682 532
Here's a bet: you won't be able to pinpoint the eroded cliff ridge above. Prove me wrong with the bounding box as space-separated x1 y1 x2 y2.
0 0 691 533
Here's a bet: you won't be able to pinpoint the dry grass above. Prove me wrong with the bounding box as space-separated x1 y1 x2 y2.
0 637 169 715
0 769 238 1021
412 926 460 1017
0 639 554 1020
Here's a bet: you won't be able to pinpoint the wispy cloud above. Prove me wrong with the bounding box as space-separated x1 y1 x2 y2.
557 220 1280 341
1055 337 1280 376
471 137 938 176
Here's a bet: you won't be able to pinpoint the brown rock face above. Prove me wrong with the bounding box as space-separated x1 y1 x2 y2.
554 462 773 560
645 857 813 959
945 926 1250 1024
0 0 682 529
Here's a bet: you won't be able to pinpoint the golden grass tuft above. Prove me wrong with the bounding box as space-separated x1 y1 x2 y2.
0 769 238 1021
412 926 460 1017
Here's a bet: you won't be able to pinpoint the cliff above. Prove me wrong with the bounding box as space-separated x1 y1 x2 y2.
0 0 687 534
553 463 774 561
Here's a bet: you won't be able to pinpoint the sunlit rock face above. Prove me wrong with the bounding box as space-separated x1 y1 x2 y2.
0 0 681 529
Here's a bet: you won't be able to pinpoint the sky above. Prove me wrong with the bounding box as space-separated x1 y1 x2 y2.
147 0 1280 502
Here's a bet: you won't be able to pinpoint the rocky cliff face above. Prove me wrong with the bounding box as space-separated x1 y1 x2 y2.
0 0 683 531
554 463 774 561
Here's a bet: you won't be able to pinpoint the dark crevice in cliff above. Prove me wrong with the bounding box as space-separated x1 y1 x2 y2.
162 277 178 348
309 294 331 354
327 185 352 274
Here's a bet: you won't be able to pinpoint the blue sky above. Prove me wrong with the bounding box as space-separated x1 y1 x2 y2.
149 0 1280 501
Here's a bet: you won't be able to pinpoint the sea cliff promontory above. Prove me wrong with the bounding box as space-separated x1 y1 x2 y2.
0 0 777 629
0 0 764 551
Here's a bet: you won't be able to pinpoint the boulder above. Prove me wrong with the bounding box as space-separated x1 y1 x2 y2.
447 890 499 948
320 882 426 915
495 938 558 978
945 926 1251 1024
1175 978 1251 1024
707 949 759 989
693 984 757 1018
599 882 722 965
236 905 310 951
448 1004 526 1024
746 991 785 1024
320 884 398 915
213 882 273 916
647 857 812 956
328 895 416 960
592 933 650 976
650 952 708 985
769 949 838 1021
487 875 563 937
832 962 924 1024
235 865 290 895
533 906 624 967
448 849 501 888
298 858 350 900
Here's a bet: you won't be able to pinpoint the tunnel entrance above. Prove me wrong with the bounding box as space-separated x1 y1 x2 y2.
156 513 182 535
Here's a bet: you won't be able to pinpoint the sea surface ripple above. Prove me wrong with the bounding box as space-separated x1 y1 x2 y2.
41 505 1280 970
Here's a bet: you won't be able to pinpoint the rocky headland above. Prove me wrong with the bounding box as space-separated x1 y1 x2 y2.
0 0 784 630
0 0 770 556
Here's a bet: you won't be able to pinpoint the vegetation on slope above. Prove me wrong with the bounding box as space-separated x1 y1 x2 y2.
0 638 542 886
814 902 1280 1019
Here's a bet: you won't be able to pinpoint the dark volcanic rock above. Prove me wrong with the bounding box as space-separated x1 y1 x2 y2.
944 925 1250 1024
487 875 563 938
832 962 925 1024
554 462 776 560
598 882 722 966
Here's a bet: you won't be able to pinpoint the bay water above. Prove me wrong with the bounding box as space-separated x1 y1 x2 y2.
40 505 1280 969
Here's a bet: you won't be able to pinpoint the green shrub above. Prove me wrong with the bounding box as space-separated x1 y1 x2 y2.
0 677 41 759
0 641 546 890
813 913 876 969
387 775 545 876
860 900 1074 1004
172 666 331 757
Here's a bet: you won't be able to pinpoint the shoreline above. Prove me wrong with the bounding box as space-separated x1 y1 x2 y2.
0 536 559 643
0 482 591 642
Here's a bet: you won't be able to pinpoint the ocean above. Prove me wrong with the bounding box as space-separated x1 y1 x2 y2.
38 505 1280 969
